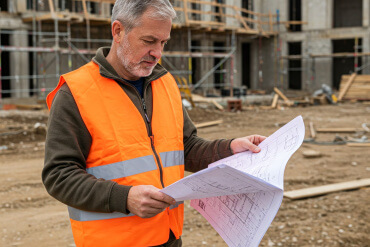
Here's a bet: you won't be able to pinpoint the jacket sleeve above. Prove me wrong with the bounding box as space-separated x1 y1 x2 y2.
182 105 233 172
42 83 131 214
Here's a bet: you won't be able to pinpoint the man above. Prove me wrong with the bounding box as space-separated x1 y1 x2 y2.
42 0 265 246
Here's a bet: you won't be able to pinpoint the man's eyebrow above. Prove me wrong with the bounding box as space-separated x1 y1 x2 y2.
142 35 171 42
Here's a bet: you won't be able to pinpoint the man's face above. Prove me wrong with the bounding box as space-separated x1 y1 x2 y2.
116 10 172 80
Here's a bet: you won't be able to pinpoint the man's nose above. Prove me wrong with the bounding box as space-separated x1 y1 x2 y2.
149 44 163 59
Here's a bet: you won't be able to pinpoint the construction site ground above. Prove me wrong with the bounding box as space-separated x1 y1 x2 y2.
0 101 369 247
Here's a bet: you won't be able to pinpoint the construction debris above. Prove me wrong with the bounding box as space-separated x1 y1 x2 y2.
312 84 337 104
302 149 322 158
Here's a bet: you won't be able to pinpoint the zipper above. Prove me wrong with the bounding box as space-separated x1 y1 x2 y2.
141 97 165 189
116 79 166 188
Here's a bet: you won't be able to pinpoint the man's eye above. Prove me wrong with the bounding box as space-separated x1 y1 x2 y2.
144 40 155 44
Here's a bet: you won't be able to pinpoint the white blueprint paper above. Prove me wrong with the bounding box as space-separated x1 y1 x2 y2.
160 115 305 247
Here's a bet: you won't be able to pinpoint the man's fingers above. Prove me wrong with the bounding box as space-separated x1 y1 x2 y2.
254 135 267 145
230 135 267 154
151 191 176 205
127 185 176 218
244 140 261 153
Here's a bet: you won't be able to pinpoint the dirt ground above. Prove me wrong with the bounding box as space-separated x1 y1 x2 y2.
0 101 369 247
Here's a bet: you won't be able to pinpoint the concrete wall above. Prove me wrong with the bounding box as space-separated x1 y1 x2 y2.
303 0 332 30
245 0 370 93
10 30 29 98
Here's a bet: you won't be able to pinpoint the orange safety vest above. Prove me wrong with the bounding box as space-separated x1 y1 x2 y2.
47 62 185 247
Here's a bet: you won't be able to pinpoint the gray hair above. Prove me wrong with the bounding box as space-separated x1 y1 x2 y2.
111 0 177 32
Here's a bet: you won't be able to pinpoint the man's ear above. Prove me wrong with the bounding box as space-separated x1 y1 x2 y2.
111 20 125 43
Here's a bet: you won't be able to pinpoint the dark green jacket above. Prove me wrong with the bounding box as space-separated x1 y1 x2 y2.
42 47 233 216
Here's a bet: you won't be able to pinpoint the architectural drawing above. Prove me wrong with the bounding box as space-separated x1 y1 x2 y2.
161 116 305 247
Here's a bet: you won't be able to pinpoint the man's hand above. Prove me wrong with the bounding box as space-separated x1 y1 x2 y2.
230 135 266 154
127 185 176 218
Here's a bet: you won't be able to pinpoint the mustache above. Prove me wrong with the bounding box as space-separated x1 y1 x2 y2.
141 55 157 63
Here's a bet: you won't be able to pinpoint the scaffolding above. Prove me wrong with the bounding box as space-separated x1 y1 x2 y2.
0 0 283 104
279 37 370 91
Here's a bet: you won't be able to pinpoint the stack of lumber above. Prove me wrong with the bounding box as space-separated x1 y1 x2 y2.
339 74 370 100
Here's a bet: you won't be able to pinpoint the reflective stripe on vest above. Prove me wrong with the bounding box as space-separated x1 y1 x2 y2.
68 201 184 222
86 151 184 180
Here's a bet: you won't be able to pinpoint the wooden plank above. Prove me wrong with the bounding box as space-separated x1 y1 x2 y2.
82 0 90 20
183 0 189 26
233 6 250 30
284 178 370 200
211 100 224 111
48 0 55 14
15 104 44 110
347 143 370 147
309 122 316 139
271 94 279 108
195 120 223 128
316 128 359 133
273 87 293 105
338 72 357 101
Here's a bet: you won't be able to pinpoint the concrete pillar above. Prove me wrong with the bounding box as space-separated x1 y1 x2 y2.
363 0 369 27
199 37 214 91
10 30 29 98
225 0 239 27
202 0 212 23
102 2 112 19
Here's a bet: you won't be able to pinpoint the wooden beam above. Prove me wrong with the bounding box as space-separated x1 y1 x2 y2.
309 122 316 139
271 94 279 108
269 11 273 32
347 143 370 147
48 0 55 14
82 0 90 20
316 128 358 133
338 73 357 101
195 120 223 128
273 87 293 105
284 178 370 200
15 104 44 111
233 6 250 30
211 100 224 111
183 0 189 26
273 87 289 102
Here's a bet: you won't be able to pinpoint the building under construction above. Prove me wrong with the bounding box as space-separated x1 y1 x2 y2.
1 0 370 101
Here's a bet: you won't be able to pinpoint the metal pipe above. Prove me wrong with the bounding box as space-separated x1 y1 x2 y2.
54 14 60 77
1 74 60 80
32 0 38 96
0 30 68 36
191 47 236 91
0 88 55 94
